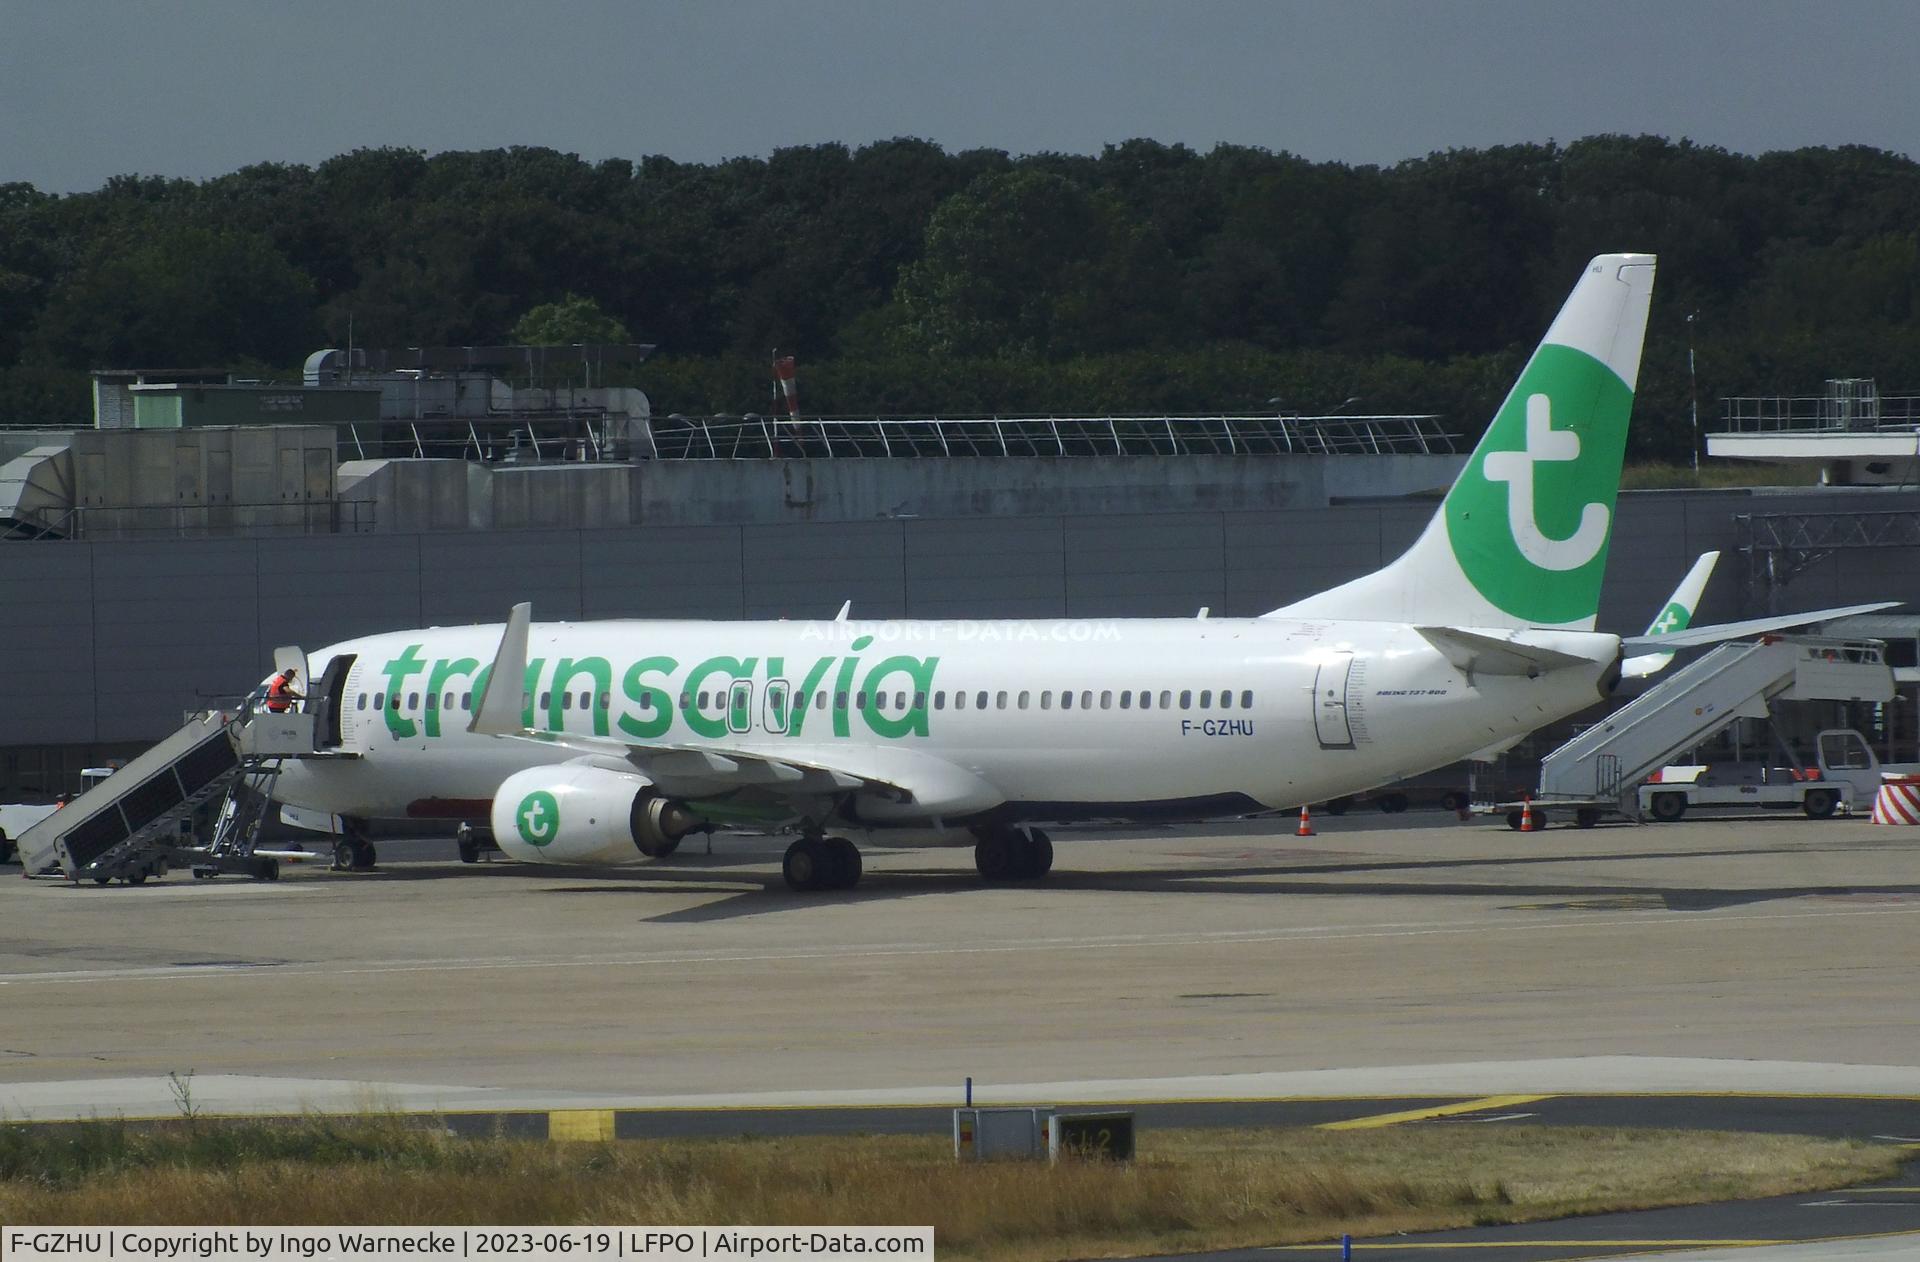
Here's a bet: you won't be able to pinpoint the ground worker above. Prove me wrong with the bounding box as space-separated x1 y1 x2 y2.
266 667 303 713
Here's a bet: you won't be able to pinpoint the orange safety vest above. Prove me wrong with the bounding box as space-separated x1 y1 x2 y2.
266 674 295 713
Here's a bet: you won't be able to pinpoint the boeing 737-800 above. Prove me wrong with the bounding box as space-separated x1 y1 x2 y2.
264 253 1885 890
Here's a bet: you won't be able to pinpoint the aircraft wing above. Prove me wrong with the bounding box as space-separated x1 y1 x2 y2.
1619 601 1903 651
468 603 999 816
1415 626 1597 677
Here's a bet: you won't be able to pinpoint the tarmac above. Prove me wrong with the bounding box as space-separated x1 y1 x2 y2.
4 809 1919 1258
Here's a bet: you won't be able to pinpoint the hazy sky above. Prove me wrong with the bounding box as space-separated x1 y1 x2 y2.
5 0 1918 193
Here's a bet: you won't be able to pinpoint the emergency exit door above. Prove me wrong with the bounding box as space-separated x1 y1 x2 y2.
1313 653 1355 749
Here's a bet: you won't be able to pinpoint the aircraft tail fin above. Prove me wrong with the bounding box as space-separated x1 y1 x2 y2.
1267 253 1657 630
1620 550 1720 679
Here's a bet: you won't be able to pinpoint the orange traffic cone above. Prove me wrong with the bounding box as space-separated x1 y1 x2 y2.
1296 804 1316 837
1520 795 1536 832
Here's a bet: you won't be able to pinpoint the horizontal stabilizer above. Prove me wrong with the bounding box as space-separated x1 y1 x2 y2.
1416 625 1596 677
1620 601 1902 651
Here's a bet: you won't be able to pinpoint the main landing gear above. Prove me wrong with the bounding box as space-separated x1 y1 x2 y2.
973 825 1054 883
331 816 377 871
783 834 863 892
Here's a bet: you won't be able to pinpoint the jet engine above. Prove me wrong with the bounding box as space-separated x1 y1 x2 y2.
489 764 701 865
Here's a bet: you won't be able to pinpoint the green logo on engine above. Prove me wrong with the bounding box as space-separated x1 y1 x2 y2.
1443 342 1634 624
516 790 560 846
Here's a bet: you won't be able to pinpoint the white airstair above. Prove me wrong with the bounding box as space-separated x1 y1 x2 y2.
1531 635 1893 820
16 706 349 884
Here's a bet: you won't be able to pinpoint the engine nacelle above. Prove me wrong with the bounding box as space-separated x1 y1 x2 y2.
489 764 699 865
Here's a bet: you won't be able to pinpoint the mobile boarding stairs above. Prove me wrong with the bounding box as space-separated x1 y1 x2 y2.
1491 634 1894 827
14 695 356 885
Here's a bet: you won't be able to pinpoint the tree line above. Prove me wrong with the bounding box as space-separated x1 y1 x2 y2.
3 135 1918 460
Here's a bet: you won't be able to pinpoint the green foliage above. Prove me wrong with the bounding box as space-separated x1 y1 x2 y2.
3 136 1920 464
511 293 631 345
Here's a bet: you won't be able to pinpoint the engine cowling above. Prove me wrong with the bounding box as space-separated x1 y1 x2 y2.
489 764 700 865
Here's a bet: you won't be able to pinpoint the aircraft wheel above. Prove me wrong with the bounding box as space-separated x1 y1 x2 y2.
1505 810 1523 831
1576 808 1601 829
974 832 1018 882
1803 789 1839 820
1324 796 1353 816
1377 793 1410 814
350 838 377 870
1439 791 1468 813
783 837 829 891
1650 792 1687 823
457 836 480 864
1024 828 1054 879
825 837 862 889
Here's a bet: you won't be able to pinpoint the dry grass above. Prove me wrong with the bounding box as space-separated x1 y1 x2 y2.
0 1118 1898 1261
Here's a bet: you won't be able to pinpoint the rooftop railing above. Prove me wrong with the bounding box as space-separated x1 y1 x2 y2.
643 413 1458 461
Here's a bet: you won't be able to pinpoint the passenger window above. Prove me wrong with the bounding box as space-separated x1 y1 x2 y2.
679 691 691 710
996 691 1007 709
426 693 438 711
638 694 653 710
584 692 596 710
1160 690 1172 708
408 692 419 710
914 691 926 709
875 692 888 711
835 691 847 710
1080 690 1092 709
935 691 946 710
1040 691 1052 709
562 692 573 711
1120 691 1131 709
1180 690 1192 709
856 691 868 709
356 694 367 711
1138 690 1150 710
1018 691 1029 710
372 693 383 710
1200 690 1212 708
443 693 454 711
1219 690 1232 710
976 690 989 710
816 692 827 710
956 691 967 710
1062 690 1074 711
540 692 551 709
1241 690 1253 708
1100 690 1112 709
461 693 471 710
896 691 908 710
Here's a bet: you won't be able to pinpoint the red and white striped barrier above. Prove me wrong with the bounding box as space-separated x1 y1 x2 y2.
1871 775 1920 825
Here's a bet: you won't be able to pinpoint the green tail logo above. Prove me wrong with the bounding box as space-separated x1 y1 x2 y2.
1443 343 1635 624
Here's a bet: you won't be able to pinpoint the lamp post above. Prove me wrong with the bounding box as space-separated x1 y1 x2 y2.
1687 312 1699 481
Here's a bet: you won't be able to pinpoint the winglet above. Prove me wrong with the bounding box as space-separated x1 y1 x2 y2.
469 602 532 736
834 599 852 622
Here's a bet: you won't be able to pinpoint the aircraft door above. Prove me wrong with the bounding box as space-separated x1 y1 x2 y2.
728 679 754 735
762 679 790 734
1313 653 1356 749
309 653 356 749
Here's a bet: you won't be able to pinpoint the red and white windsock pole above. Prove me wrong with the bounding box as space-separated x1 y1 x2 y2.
773 351 800 419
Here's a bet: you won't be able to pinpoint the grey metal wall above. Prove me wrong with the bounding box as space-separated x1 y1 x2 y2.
3 487 1918 751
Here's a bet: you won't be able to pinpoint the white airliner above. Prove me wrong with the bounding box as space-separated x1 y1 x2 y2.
269 254 1889 889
